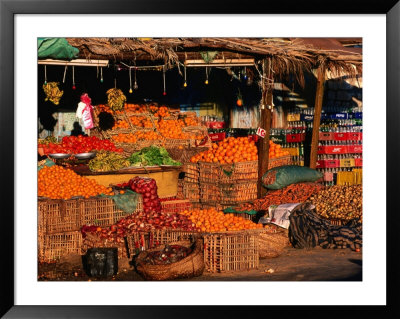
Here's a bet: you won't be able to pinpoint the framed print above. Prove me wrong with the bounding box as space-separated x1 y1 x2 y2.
1 0 399 317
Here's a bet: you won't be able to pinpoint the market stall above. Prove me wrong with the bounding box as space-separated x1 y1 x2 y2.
37 37 363 280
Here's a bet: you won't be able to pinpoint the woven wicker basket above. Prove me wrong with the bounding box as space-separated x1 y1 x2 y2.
38 196 143 235
134 239 205 280
219 180 258 204
268 155 292 169
182 181 200 202
258 229 290 258
161 199 192 214
40 231 83 263
203 230 260 272
199 160 258 183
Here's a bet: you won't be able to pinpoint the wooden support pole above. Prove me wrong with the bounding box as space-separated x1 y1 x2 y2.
257 58 273 198
310 64 326 169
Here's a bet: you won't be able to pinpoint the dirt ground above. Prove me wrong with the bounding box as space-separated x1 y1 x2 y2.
38 246 362 282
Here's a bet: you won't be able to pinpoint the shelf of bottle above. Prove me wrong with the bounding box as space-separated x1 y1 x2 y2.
317 145 362 155
319 132 362 141
317 158 362 168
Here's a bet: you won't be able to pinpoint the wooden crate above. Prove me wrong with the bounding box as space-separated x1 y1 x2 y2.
203 230 260 272
199 161 258 183
182 181 201 202
161 199 192 214
268 155 292 169
40 231 83 263
200 182 220 203
219 180 258 204
38 196 143 235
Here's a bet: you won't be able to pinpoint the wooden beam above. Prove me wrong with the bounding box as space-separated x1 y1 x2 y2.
309 64 326 169
257 58 273 198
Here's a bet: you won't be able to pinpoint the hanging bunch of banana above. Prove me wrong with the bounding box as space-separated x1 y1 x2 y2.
43 82 63 105
106 88 127 111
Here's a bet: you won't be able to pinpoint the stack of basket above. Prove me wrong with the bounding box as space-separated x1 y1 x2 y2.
198 161 258 210
38 196 143 263
179 163 201 208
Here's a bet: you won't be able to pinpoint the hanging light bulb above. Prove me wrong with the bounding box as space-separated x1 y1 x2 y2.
129 67 133 93
44 65 47 85
162 65 166 95
100 67 103 83
72 66 76 90
205 67 209 85
183 65 187 87
134 67 138 90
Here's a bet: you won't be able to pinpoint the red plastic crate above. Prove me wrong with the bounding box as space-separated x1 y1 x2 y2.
286 133 305 143
319 132 335 141
206 121 225 129
347 145 363 153
209 132 226 142
334 132 349 141
317 159 340 168
318 145 348 154
355 158 363 167
347 132 362 141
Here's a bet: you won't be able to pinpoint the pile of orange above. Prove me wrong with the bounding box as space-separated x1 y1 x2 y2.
113 119 130 129
129 116 153 128
152 106 170 118
111 131 163 144
269 140 290 159
183 116 198 126
111 133 137 143
125 103 147 113
156 119 188 139
180 208 263 232
134 131 163 141
95 104 113 115
190 137 258 164
38 165 114 200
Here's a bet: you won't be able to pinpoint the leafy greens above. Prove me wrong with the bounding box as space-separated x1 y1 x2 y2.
128 146 182 167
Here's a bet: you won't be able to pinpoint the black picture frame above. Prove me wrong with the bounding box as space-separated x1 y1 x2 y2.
1 0 399 317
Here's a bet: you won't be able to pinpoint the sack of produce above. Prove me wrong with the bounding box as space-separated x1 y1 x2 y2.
288 203 362 251
262 165 323 190
134 239 204 280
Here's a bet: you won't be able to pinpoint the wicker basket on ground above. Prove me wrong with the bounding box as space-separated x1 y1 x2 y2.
258 229 290 258
134 239 204 280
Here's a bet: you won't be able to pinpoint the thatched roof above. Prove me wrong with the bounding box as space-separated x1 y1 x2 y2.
66 37 362 85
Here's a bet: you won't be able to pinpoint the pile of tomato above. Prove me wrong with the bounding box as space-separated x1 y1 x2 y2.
38 135 123 155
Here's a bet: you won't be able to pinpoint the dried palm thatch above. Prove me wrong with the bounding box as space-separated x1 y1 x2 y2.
65 37 362 85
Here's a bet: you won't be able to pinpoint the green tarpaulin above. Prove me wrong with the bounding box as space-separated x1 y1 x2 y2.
38 38 79 60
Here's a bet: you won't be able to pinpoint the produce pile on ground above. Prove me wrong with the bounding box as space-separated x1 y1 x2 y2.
190 137 258 164
88 150 131 172
38 135 122 155
81 211 198 242
38 165 114 199
268 140 290 159
180 208 263 232
307 185 362 222
233 182 325 212
116 177 162 213
142 244 192 265
128 146 181 167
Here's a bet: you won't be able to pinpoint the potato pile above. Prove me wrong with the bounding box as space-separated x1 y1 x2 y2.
307 185 362 222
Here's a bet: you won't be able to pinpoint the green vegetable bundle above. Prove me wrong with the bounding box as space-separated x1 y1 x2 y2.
128 146 182 167
88 150 131 172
